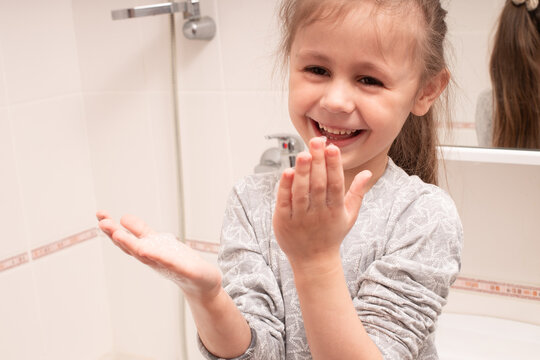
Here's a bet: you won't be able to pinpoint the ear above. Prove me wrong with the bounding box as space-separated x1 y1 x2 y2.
411 69 450 116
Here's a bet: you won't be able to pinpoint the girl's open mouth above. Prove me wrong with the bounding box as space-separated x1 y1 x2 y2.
310 118 364 142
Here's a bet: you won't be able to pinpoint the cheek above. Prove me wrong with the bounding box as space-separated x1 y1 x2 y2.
361 94 412 127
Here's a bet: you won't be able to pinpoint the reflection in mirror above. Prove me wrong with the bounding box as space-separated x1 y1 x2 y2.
476 0 540 149
445 0 540 150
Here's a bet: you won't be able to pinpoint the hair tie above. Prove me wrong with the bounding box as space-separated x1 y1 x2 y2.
512 0 539 11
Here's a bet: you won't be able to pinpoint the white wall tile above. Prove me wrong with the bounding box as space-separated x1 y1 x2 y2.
447 0 505 33
178 91 232 242
138 16 173 93
85 92 162 224
176 0 224 91
445 289 540 325
99 237 182 359
443 161 540 286
0 108 27 259
72 0 146 92
33 240 113 360
0 0 81 104
226 91 295 182
0 265 44 359
10 95 96 249
146 92 180 234
0 44 7 107
217 0 282 91
450 31 491 127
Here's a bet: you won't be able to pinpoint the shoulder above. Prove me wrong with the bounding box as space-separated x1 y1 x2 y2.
476 88 492 108
224 172 280 229
230 171 280 206
379 160 463 253
475 89 494 147
380 159 455 207
380 159 462 236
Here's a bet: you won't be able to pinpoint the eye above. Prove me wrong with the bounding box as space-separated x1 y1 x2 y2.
305 66 329 76
359 76 383 87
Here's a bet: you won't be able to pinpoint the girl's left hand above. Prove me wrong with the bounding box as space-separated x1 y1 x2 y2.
272 137 372 270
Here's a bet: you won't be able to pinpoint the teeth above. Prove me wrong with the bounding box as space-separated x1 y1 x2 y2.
319 123 357 135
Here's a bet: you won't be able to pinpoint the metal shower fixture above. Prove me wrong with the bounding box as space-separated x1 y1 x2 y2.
111 1 216 40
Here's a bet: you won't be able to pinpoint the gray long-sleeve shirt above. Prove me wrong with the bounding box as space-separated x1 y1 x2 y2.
199 158 463 359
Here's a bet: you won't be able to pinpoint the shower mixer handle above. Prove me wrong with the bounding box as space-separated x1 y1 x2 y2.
111 1 201 21
111 1 215 40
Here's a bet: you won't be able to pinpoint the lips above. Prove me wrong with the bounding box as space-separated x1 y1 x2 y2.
311 118 363 141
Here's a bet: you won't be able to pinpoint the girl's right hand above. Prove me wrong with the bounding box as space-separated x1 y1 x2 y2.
96 210 222 302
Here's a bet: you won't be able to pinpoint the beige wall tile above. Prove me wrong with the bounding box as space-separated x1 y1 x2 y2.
0 0 81 104
10 95 96 249
0 108 27 259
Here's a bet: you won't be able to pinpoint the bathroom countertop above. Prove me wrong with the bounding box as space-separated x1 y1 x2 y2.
435 313 540 359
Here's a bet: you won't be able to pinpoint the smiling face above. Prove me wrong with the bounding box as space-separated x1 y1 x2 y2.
288 1 430 184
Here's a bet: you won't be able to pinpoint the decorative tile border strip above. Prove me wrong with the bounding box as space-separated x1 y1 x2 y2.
451 122 476 130
0 228 100 273
32 228 100 260
3 231 540 304
437 122 476 130
452 276 540 302
0 252 30 273
185 239 220 254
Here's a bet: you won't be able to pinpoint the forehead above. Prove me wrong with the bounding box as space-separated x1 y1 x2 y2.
292 1 424 68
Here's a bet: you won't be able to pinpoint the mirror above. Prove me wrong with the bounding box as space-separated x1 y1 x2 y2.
445 0 540 150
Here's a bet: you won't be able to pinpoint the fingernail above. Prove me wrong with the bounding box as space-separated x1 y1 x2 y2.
320 136 327 143
326 143 339 154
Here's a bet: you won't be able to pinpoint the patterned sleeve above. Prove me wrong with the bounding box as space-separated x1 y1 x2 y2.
198 178 286 360
354 191 463 359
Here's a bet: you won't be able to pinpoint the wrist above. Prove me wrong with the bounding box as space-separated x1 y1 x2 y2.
184 283 224 309
289 251 343 282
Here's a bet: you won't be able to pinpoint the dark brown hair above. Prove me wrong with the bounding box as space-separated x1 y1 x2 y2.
490 1 540 149
278 0 451 185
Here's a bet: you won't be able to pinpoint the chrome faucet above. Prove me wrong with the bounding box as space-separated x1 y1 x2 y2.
254 134 305 173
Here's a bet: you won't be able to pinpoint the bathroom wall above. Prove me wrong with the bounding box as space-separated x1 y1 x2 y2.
0 0 182 359
439 157 540 325
2 0 538 359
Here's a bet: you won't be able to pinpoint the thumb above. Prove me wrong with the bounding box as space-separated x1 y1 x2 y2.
344 170 372 219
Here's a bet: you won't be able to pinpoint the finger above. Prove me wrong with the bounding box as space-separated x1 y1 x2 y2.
308 137 327 208
99 219 135 255
325 144 345 208
120 214 156 239
96 209 112 221
344 170 372 222
276 168 295 217
111 227 140 257
291 151 312 212
98 218 121 238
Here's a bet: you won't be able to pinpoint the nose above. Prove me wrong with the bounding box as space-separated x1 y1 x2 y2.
320 79 355 114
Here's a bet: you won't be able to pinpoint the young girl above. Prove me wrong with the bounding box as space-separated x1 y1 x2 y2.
97 0 462 359
476 0 540 148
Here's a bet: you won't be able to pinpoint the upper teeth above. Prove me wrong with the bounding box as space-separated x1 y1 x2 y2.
319 123 357 135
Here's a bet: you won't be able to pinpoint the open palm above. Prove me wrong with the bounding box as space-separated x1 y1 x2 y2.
97 211 222 300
